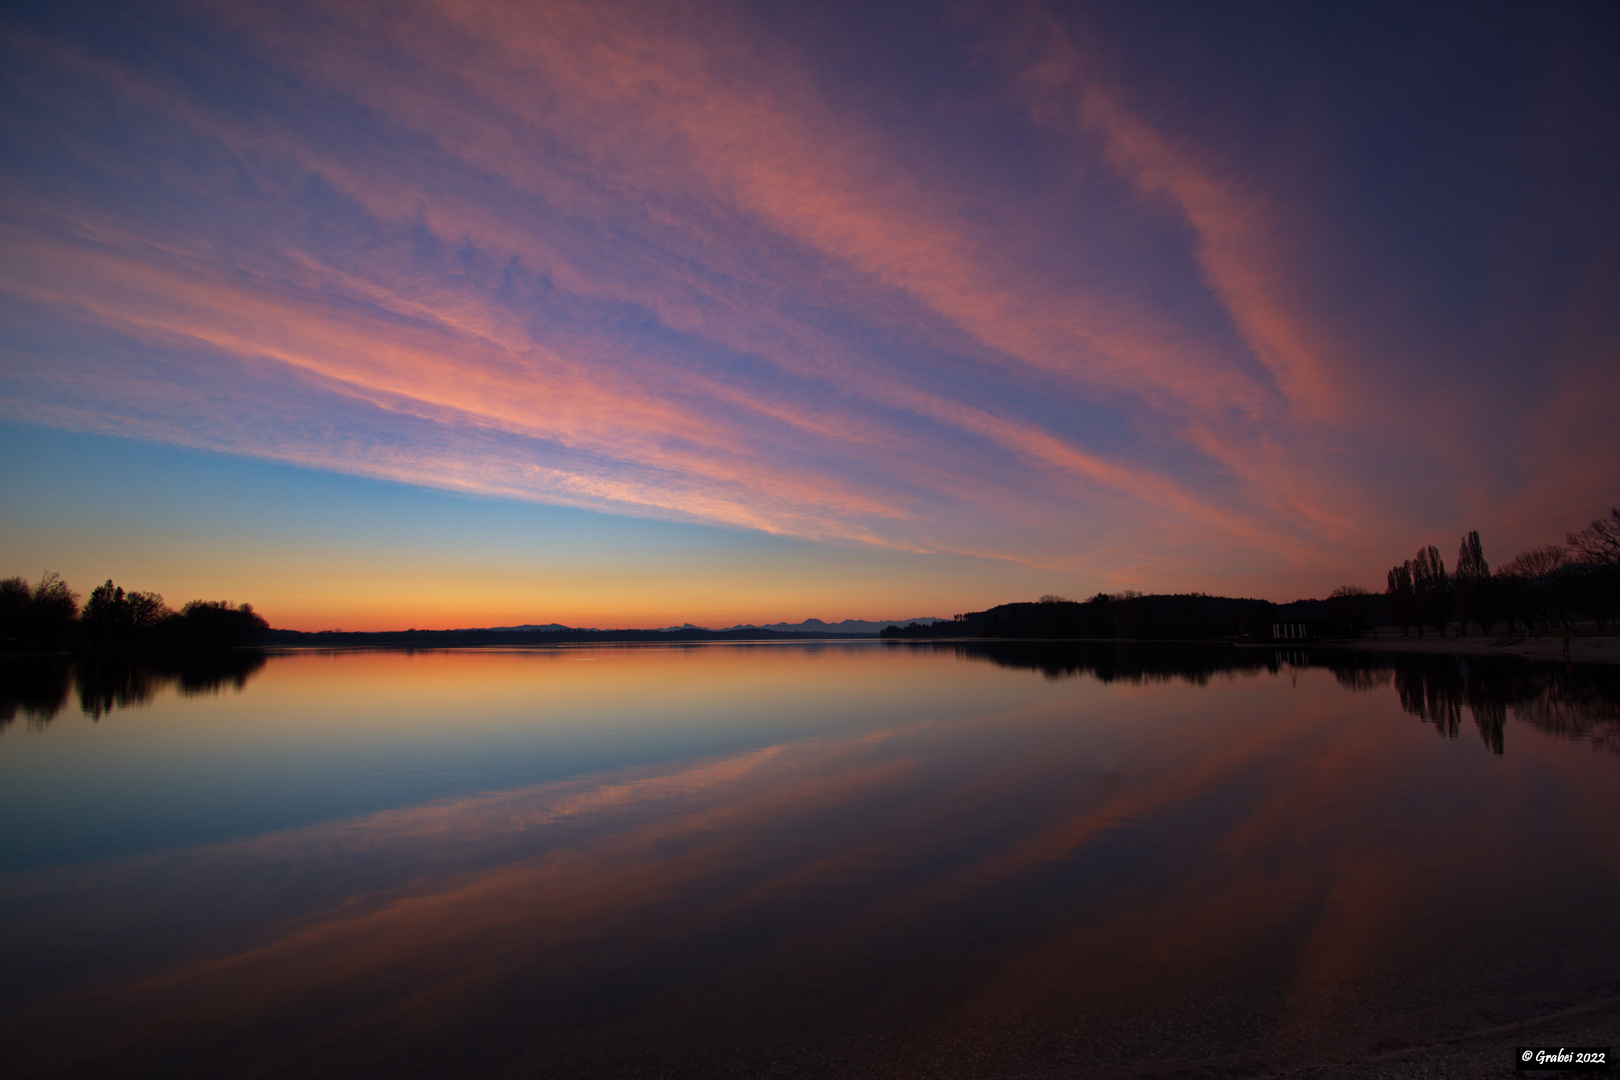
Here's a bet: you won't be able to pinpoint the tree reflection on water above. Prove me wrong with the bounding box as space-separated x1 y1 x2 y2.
0 651 268 730
4 643 1618 758
890 640 1620 757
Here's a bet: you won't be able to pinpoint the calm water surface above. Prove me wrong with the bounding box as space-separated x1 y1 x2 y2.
2 642 1618 1078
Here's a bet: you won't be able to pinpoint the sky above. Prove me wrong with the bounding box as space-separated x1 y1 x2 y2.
2 0 1618 631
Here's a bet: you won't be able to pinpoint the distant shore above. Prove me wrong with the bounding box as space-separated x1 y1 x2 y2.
261 626 880 648
14 627 1612 665
252 627 1619 664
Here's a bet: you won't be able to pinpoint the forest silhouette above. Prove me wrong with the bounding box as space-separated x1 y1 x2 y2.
884 507 1620 641
0 574 267 652
1381 514 1619 637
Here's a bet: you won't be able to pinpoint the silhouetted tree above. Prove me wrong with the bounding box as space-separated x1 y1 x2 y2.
1325 585 1373 637
1499 545 1569 634
168 600 269 648
21 572 79 649
1411 545 1452 636
81 580 172 644
81 580 123 627
1575 563 1619 631
0 577 30 645
1386 562 1417 636
1493 568 1528 633
1568 508 1620 566
130 592 168 630
1567 508 1620 631
1454 531 1492 635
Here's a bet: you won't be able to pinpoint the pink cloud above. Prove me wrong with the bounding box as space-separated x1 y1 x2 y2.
3 0 1615 598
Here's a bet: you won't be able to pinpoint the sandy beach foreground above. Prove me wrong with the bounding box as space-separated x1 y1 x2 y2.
1332 632 1620 665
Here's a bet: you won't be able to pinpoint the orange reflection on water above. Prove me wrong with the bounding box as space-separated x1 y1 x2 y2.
2 647 1619 1078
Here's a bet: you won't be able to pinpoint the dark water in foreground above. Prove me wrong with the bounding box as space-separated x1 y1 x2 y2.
2 642 1618 1079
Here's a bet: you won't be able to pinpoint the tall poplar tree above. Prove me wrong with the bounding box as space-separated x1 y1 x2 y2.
1454 531 1492 635
1412 546 1452 636
1386 562 1416 636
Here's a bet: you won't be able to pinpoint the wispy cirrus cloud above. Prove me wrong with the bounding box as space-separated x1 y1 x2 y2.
2 0 1615 598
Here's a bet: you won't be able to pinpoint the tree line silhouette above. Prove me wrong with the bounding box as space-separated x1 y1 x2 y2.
883 507 1619 642
1383 508 1620 636
883 593 1288 641
880 589 1384 642
0 573 269 652
6 509 1614 652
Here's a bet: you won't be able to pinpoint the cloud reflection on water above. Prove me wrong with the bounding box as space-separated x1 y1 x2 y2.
3 644 1619 1077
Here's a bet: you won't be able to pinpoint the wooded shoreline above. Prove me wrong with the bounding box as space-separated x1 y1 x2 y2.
6 508 1615 656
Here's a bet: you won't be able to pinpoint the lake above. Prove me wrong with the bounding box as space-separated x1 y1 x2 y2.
2 642 1618 1078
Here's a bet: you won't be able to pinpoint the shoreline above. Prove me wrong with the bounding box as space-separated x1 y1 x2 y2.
1328 632 1620 665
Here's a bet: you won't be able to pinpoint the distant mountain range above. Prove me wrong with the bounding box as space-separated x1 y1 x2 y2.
722 617 946 635
483 623 586 632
